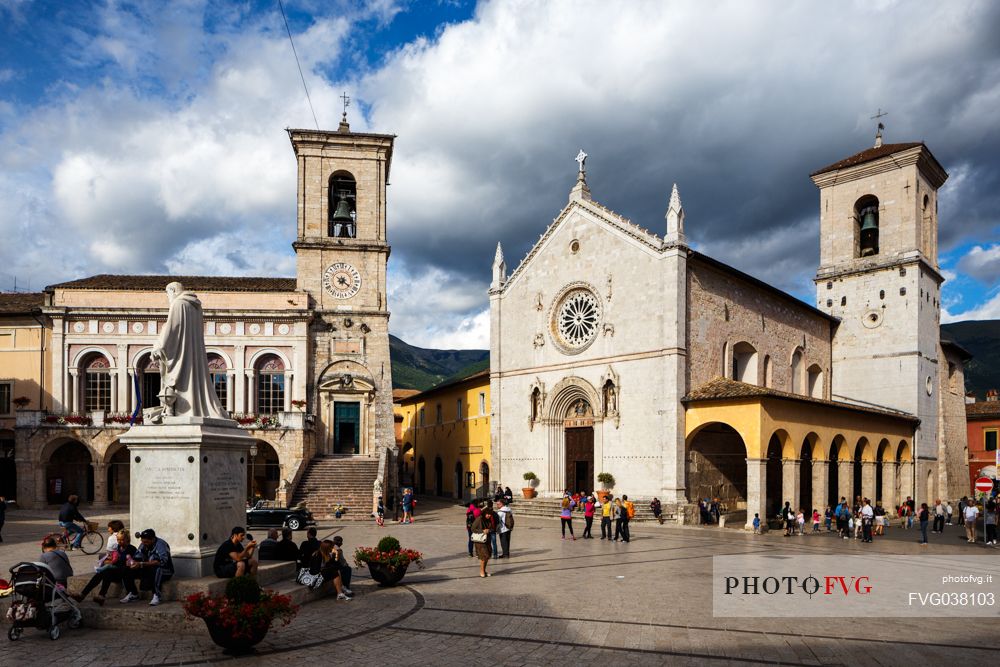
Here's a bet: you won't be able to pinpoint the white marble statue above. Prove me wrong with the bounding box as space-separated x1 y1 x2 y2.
149 282 227 421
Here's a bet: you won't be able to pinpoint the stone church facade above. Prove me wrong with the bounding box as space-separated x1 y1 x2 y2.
490 139 970 525
7 119 398 513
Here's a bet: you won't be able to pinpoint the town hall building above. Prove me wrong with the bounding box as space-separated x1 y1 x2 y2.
489 136 970 526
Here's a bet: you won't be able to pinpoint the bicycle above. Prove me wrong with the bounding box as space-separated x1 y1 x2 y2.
46 521 103 555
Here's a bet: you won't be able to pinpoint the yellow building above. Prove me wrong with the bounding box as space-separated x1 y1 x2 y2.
0 293 53 499
396 370 491 501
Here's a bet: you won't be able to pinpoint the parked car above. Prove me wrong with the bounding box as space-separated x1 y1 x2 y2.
246 500 315 530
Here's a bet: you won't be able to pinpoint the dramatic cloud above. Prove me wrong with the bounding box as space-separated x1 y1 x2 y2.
1 0 999 346
957 244 1000 285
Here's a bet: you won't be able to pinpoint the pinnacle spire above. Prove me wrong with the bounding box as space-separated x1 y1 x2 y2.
491 242 507 290
665 183 685 244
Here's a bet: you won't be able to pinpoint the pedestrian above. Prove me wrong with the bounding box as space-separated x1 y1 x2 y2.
126 529 173 606
213 526 258 578
470 502 495 577
963 498 979 543
781 502 793 536
933 499 945 533
466 501 481 556
984 499 997 546
613 498 624 540
958 496 968 526
945 500 954 525
583 495 595 538
600 494 614 540
650 497 663 525
560 495 576 540
874 503 886 536
794 509 804 535
496 499 513 557
917 502 930 545
898 503 909 529
861 499 874 543
0 494 6 542
905 496 915 528
618 495 632 543
837 501 850 539
824 506 832 531
331 536 353 595
400 487 414 524
376 495 385 527
57 494 88 549
812 508 821 533
752 513 761 534
484 500 499 556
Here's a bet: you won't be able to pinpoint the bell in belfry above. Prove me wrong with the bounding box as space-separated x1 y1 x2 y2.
331 195 355 238
859 206 879 257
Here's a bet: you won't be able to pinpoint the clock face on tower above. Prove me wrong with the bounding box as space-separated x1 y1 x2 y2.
323 262 362 299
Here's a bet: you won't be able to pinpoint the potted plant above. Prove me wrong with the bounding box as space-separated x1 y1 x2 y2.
354 535 423 587
290 399 306 411
522 471 538 498
596 472 615 500
183 576 298 655
12 396 30 410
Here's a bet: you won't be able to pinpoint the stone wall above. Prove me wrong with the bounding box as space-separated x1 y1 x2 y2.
938 343 971 499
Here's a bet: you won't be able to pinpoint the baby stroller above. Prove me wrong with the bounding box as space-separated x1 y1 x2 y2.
6 562 82 641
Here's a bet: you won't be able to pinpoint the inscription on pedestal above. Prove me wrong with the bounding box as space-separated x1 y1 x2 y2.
208 477 240 512
145 466 192 502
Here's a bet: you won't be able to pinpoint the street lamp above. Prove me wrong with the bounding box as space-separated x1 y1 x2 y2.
249 442 258 504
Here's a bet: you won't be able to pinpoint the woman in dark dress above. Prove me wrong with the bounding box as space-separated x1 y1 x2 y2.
470 504 496 577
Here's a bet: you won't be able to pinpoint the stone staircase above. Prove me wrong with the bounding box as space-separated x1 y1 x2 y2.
291 455 379 520
510 496 679 523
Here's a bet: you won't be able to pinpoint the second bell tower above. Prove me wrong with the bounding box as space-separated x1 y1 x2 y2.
288 121 395 458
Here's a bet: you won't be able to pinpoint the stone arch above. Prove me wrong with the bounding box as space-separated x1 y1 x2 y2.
806 364 823 399
546 377 601 423
896 440 912 462
104 440 130 506
685 421 748 508
853 437 874 501
249 348 292 371
854 194 880 257
896 440 913 509
205 347 234 369
800 432 820 512
789 347 804 395
732 341 758 385
828 434 849 506
71 346 115 369
328 170 357 238
546 377 600 495
765 431 788 517
248 439 281 502
43 439 95 504
769 429 797 460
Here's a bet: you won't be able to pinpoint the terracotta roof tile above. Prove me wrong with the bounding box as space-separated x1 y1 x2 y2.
47 274 297 293
392 389 421 402
0 292 45 314
810 142 923 177
683 377 919 422
967 401 1000 420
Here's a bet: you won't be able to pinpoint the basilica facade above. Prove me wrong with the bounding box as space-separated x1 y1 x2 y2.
489 139 970 525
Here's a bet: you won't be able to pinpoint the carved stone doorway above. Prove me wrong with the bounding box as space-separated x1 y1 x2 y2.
565 427 594 493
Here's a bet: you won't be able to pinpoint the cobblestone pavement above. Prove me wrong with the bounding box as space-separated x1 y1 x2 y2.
2 499 998 666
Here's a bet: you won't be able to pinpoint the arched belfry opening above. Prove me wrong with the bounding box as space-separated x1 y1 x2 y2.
328 171 357 238
854 194 879 257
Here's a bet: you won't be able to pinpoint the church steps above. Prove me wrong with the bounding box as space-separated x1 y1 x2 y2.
290 456 380 519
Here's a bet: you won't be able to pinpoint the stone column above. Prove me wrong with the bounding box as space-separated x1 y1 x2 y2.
245 371 255 414
861 461 876 501
881 462 897 511
92 463 108 509
226 371 235 413
69 369 80 413
127 368 137 414
283 371 293 412
812 459 830 513
746 458 768 531
898 462 914 506
234 345 247 413
838 460 853 503
110 372 119 413
782 459 800 509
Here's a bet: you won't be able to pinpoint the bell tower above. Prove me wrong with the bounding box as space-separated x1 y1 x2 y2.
811 133 948 501
288 121 395 458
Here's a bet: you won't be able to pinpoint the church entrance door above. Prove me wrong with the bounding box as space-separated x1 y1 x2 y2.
333 401 360 454
565 427 594 493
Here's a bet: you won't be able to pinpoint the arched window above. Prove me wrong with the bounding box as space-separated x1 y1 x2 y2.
208 354 228 409
806 364 823 399
255 355 285 414
854 195 879 257
140 354 161 408
84 355 112 412
732 342 758 385
328 171 357 238
790 348 804 395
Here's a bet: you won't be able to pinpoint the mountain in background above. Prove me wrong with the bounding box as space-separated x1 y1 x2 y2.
941 319 1000 400
389 334 489 390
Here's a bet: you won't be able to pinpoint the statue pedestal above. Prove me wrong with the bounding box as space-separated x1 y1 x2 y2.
121 416 253 578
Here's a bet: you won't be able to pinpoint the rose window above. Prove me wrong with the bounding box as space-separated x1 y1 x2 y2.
555 289 600 349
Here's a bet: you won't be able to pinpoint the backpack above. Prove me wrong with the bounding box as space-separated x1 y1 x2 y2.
504 511 514 530
625 501 635 519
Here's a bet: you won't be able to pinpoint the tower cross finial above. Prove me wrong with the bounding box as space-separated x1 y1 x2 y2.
575 149 588 174
341 92 351 120
871 108 887 147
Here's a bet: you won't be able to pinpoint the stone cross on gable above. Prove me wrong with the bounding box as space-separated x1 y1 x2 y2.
575 149 588 174
341 92 351 120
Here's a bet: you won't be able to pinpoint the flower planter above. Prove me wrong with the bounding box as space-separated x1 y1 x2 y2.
366 561 409 587
203 618 271 655
522 487 537 499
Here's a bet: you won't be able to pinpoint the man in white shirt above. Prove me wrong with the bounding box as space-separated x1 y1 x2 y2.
964 499 980 543
945 501 954 525
860 500 874 543
933 500 946 533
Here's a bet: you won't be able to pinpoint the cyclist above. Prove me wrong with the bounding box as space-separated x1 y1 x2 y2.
58 494 88 549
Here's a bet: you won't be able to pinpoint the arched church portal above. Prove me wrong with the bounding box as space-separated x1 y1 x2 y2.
564 399 594 493
546 379 602 494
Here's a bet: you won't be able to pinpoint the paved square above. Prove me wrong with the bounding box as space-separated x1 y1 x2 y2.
2 500 998 666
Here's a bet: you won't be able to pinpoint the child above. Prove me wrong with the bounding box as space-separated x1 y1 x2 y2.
795 509 805 535
752 513 761 534
375 496 385 527
824 506 833 531
812 509 821 533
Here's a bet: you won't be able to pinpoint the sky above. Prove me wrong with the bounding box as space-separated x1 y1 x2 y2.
1 0 998 349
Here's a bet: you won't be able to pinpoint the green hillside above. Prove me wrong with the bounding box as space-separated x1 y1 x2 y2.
389 334 489 391
941 319 1000 399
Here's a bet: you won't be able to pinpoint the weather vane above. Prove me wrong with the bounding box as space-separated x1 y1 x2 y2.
871 108 888 146
340 92 351 121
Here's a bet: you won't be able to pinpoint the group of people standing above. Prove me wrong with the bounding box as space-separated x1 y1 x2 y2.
558 492 634 543
466 498 514 578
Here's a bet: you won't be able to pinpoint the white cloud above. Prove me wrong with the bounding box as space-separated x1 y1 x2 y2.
957 243 1000 285
942 289 1000 323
